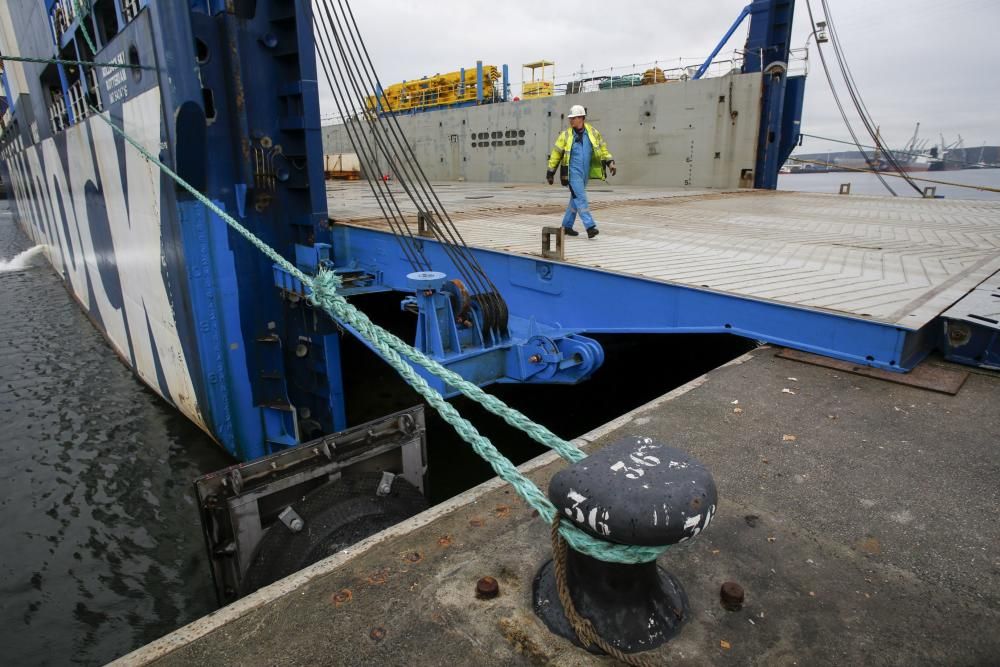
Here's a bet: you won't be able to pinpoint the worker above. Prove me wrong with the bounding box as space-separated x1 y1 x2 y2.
545 104 616 238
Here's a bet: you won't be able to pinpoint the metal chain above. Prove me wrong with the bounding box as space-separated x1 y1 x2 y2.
551 516 662 667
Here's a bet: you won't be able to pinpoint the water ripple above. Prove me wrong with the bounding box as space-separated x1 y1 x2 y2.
0 204 232 665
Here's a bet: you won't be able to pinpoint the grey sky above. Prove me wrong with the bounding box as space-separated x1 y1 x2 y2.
318 0 1000 153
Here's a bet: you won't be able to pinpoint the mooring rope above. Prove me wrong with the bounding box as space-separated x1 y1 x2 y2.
88 106 667 566
551 516 660 666
4 2 667 564
0 55 158 71
69 0 98 55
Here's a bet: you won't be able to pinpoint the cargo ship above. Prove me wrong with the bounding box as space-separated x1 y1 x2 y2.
0 0 805 463
323 9 807 191
0 0 845 603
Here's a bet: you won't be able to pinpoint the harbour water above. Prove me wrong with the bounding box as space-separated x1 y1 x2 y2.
779 167 1000 201
0 202 230 665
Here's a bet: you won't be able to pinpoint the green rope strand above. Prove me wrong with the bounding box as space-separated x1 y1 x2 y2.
88 106 665 565
71 0 98 56
0 55 157 72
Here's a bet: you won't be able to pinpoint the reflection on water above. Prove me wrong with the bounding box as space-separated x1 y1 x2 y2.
0 204 231 665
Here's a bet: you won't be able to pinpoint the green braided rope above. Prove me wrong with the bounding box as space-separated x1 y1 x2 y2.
339 309 586 464
89 106 665 565
0 55 157 71
71 0 98 56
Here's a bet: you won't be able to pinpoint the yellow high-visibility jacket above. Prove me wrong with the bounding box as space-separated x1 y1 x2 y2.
547 123 613 180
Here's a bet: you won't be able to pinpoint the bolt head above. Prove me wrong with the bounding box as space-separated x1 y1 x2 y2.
720 581 745 610
476 576 499 599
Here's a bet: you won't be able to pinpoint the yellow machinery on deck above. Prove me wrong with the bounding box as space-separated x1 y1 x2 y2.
367 64 502 113
521 60 554 99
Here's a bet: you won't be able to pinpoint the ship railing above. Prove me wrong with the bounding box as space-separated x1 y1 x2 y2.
48 93 68 133
68 79 89 122
318 47 807 126
537 51 749 97
122 0 141 23
87 68 103 112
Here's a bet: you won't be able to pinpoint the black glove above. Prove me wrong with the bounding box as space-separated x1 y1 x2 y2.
546 169 555 185
604 160 617 177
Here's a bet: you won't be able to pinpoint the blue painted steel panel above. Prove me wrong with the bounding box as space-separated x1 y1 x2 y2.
778 74 805 165
743 0 798 189
335 227 930 373
0 0 336 461
743 0 795 74
178 200 267 459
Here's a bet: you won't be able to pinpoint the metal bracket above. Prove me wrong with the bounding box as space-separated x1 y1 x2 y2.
376 471 396 496
417 210 434 237
277 506 305 533
194 405 428 604
541 226 565 260
839 182 851 195
940 276 1000 370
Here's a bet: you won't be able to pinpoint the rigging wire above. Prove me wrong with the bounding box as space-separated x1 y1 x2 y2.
799 133 999 170
311 8 432 273
314 1 498 328
815 0 925 195
314 0 508 337
330 0 509 337
804 0 898 196
819 0 924 193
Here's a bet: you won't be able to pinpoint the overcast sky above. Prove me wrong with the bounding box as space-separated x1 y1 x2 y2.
318 0 1000 153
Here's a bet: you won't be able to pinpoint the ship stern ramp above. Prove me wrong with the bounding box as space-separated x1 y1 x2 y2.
329 182 1000 373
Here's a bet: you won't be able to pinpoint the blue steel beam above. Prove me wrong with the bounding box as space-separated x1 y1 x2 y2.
743 0 798 189
335 227 934 373
476 60 484 104
273 263 605 397
693 4 751 80
743 0 795 74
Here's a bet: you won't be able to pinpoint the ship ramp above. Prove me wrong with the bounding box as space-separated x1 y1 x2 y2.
328 182 1000 372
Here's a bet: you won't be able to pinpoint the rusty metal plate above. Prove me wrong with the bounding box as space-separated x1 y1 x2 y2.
776 348 969 395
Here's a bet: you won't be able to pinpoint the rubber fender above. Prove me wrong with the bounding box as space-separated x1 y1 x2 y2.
240 472 427 595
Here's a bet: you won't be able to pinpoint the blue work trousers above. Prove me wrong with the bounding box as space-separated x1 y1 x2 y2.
562 177 596 230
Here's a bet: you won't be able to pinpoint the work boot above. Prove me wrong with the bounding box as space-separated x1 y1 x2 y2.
587 227 600 239
563 227 579 237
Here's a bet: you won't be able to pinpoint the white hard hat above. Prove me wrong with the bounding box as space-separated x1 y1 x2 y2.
567 104 586 118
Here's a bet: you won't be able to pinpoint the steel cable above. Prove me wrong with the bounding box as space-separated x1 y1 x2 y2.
312 11 432 272
314 1 502 330
817 0 924 195
805 0 898 196
326 0 509 337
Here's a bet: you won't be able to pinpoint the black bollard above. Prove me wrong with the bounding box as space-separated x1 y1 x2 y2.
533 436 717 654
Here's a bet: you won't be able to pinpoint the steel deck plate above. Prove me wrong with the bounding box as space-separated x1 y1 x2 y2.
329 183 1000 329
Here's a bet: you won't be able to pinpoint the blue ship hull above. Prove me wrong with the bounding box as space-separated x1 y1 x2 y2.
0 0 329 460
0 0 808 462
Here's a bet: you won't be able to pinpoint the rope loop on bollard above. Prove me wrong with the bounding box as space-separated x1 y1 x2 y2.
551 515 662 667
